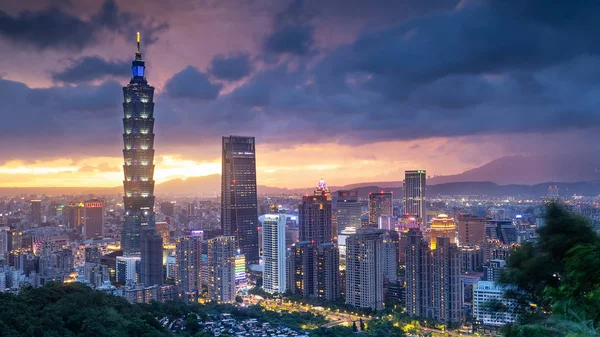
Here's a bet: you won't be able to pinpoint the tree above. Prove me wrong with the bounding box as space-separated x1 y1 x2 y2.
360 318 365 331
352 321 358 332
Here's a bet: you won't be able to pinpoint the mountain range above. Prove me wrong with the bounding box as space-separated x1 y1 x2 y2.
1 153 599 197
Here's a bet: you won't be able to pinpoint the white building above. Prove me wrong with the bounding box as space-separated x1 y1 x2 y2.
346 228 385 311
262 214 287 294
116 256 140 284
473 281 517 326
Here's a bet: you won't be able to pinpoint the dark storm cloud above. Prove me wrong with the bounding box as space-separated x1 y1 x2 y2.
207 52 252 81
164 66 222 100
0 0 168 51
263 25 315 56
52 56 130 83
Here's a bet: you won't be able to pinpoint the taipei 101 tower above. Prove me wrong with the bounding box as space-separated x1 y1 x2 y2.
121 33 157 255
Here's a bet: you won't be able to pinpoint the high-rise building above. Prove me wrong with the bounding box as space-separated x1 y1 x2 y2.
405 231 463 324
473 281 517 326
207 236 236 303
314 242 339 301
85 246 101 264
0 227 8 257
140 229 163 286
429 214 456 249
382 230 399 283
457 214 486 246
116 256 141 284
403 170 426 222
84 199 104 240
483 259 506 283
121 33 157 255
221 136 259 264
262 214 287 294
345 228 386 310
65 202 84 233
176 236 202 293
334 190 361 234
459 245 484 273
156 222 170 245
160 202 175 217
431 237 462 324
287 241 315 297
368 192 393 227
30 200 42 225
235 252 247 289
299 194 332 245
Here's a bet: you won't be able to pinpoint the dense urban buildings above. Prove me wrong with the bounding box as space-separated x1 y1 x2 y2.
368 192 393 227
207 236 237 303
262 214 287 294
83 199 104 240
221 136 259 264
403 170 426 222
345 228 386 311
334 190 362 233
121 33 157 255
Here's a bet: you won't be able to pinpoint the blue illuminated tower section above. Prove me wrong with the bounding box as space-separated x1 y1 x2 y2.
121 32 156 255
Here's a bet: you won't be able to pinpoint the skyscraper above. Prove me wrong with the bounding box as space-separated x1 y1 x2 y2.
176 236 202 294
65 202 84 233
287 241 315 297
140 229 163 286
207 236 237 303
457 214 486 246
314 242 339 301
262 214 287 294
121 33 157 255
405 229 429 317
345 228 386 310
30 200 41 225
221 136 259 264
429 214 456 249
299 194 332 245
368 192 393 227
403 170 426 222
84 199 104 240
334 190 361 234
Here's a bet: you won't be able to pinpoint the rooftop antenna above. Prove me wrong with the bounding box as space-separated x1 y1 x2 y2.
136 32 141 53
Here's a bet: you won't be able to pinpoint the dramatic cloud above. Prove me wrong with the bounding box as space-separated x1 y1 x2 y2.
52 56 130 83
163 66 222 100
263 25 314 56
0 0 168 51
207 52 252 81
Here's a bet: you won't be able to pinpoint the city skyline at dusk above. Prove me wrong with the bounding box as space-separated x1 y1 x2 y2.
1 0 600 188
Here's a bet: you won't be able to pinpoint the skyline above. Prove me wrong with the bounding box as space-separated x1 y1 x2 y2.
1 1 600 188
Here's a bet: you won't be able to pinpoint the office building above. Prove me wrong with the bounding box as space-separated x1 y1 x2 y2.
287 241 315 297
485 220 518 245
221 136 259 264
100 250 122 283
121 33 157 255
299 193 332 245
368 192 393 227
140 229 163 286
30 200 42 225
382 230 399 283
207 236 236 303
460 245 484 273
175 236 202 293
235 252 247 289
457 214 486 246
405 229 429 317
160 202 175 217
84 199 104 240
334 190 362 234
473 281 517 326
0 227 8 257
262 214 287 294
403 170 426 222
345 228 386 311
85 247 101 264
65 202 84 234
429 214 456 249
314 242 339 301
116 256 141 284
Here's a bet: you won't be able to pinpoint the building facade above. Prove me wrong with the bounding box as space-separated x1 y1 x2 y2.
314 242 339 301
403 170 426 222
262 214 287 294
140 229 163 286
121 33 157 255
176 236 202 294
334 190 362 234
457 214 486 246
429 214 456 249
84 199 104 240
221 136 259 264
207 236 237 303
368 192 393 227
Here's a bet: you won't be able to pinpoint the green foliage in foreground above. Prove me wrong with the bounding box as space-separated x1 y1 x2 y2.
0 283 326 337
498 202 600 337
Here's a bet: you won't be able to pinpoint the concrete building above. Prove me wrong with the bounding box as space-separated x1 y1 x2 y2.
431 237 462 324
116 256 140 284
84 199 104 240
207 236 236 303
457 214 486 246
176 236 202 293
140 229 163 286
473 281 517 326
405 229 429 317
287 241 315 297
368 192 393 228
429 214 456 249
299 193 332 245
403 170 426 222
314 242 339 301
334 190 362 234
262 214 287 294
483 259 506 283
345 228 386 310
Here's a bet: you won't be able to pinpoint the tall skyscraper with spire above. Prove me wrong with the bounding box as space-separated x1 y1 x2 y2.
121 33 157 255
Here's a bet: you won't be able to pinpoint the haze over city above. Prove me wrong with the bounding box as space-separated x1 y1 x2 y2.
2 0 600 188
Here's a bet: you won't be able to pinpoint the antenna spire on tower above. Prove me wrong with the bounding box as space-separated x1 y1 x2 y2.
136 32 141 53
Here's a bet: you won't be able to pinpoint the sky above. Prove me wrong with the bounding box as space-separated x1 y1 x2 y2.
1 0 600 188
